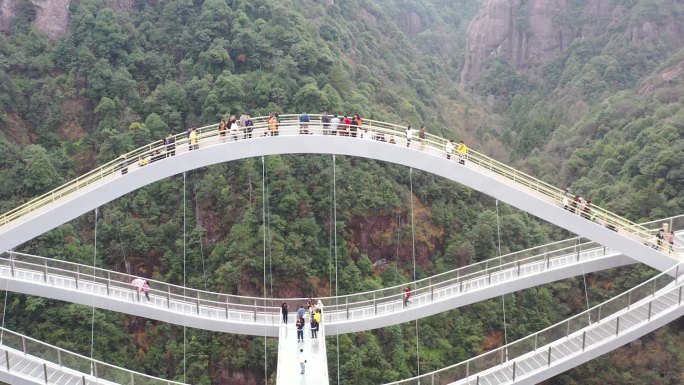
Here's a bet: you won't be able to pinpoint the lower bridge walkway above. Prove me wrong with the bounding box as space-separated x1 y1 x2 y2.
384 263 684 385
0 327 186 385
0 237 635 336
276 316 329 385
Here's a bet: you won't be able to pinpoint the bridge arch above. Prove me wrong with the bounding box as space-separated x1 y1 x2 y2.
0 116 677 272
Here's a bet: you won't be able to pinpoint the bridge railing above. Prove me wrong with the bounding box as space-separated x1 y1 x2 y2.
382 262 684 385
0 115 678 254
0 327 187 385
0 235 615 323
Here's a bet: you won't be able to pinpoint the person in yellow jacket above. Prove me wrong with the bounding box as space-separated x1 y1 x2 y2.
457 140 467 164
189 127 198 150
267 112 279 136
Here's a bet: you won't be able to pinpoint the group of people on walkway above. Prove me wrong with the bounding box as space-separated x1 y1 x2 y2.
122 113 470 172
445 139 468 164
655 228 677 254
282 298 323 340
562 188 594 220
283 298 323 375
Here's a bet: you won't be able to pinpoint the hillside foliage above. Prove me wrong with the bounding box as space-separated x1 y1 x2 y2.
0 0 682 384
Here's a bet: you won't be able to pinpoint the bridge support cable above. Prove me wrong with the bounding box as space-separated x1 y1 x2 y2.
495 200 509 361
113 210 130 274
409 168 420 379
579 239 592 324
0 253 8 344
190 171 209 291
182 172 187 383
333 154 340 385
262 157 267 381
89 208 99 365
261 156 270 384
265 158 274 298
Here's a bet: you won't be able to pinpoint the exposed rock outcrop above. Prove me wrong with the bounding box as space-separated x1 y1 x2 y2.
2 0 133 39
31 0 70 38
0 0 17 33
461 0 593 84
396 10 421 36
461 0 684 84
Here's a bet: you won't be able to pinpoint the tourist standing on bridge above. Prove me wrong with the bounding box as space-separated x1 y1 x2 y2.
239 112 250 132
667 231 675 254
281 302 289 324
330 115 339 135
165 132 176 157
406 125 414 147
229 117 239 142
403 286 411 307
457 140 467 164
321 113 331 135
298 348 307 374
268 112 278 136
310 315 318 338
354 114 363 130
131 278 150 301
299 112 310 134
189 127 198 150
314 308 321 325
563 188 572 210
218 119 226 141
445 139 454 160
296 316 305 342
343 116 352 136
419 126 426 147
656 228 665 250
297 304 306 319
243 114 254 139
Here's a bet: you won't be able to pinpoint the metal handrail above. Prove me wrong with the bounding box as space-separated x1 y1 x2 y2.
1 115 679 255
382 262 684 385
0 326 187 385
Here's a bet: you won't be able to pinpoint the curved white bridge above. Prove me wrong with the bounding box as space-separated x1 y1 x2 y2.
0 327 186 385
384 262 684 385
0 116 678 273
0 238 634 336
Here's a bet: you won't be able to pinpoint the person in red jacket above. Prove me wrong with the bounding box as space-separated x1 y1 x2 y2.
403 286 411 308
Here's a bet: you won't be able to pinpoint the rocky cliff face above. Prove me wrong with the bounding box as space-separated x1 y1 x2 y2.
461 0 684 84
31 0 71 39
461 0 598 84
0 0 17 33
0 0 133 38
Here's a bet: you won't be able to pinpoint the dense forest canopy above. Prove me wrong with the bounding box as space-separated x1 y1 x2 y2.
0 0 683 384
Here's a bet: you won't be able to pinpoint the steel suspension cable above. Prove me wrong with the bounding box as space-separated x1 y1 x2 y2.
329 166 333 302
182 172 187 383
579 239 592 323
495 200 509 361
89 208 99 362
409 168 420 377
261 156 268 383
0 265 7 344
333 155 340 385
190 172 208 291
113 210 129 274
265 159 273 297
395 215 400 287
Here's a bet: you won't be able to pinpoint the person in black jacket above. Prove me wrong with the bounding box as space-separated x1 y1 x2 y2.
281 302 288 324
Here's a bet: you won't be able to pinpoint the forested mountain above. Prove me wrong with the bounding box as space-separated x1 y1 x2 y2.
0 0 682 384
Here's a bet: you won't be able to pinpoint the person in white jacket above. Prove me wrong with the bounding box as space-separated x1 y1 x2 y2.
406 125 414 147
445 139 455 160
